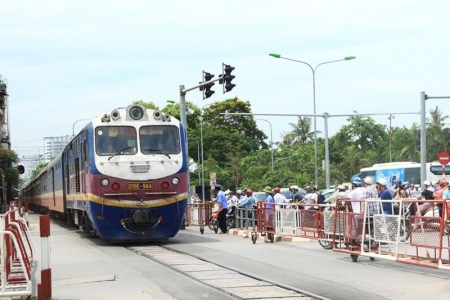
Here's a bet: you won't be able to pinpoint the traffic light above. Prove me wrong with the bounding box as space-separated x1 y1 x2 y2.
16 165 25 174
221 63 235 93
201 71 215 99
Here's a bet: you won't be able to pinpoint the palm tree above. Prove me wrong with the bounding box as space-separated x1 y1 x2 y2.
427 106 448 126
281 117 319 146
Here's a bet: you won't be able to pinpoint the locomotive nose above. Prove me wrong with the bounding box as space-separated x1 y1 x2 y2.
132 209 149 223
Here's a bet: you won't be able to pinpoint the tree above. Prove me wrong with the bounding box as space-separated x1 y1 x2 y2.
281 116 318 146
0 148 20 203
132 100 159 110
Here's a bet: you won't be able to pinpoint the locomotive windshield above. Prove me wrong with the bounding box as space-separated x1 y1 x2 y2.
140 125 180 155
95 126 138 155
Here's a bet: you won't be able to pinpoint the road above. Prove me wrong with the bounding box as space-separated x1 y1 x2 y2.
28 214 450 300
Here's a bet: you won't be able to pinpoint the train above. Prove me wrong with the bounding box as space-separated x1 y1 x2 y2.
21 104 188 241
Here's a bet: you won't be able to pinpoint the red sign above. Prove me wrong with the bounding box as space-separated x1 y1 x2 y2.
438 151 450 165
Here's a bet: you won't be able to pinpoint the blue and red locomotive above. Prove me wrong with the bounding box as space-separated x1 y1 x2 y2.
22 105 188 241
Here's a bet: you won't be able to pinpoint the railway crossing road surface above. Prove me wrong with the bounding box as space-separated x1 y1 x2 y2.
28 213 450 300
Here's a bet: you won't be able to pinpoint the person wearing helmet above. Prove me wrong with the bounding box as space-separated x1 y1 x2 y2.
363 177 380 215
238 189 256 224
214 184 229 234
401 181 412 198
412 180 438 231
273 187 288 204
300 185 317 210
325 184 348 206
432 179 446 218
348 177 365 226
376 178 393 214
263 186 275 242
393 179 406 200
291 186 303 204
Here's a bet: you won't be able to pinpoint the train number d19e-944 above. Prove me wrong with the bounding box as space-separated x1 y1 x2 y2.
21 105 188 241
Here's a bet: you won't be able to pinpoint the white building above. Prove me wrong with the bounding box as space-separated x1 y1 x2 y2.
43 135 72 162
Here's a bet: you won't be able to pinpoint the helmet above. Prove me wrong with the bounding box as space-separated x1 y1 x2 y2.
291 185 299 190
439 179 447 187
236 189 242 194
401 181 410 189
246 189 253 195
337 185 345 191
363 177 373 185
423 180 431 187
352 177 362 187
273 187 281 193
305 186 312 191
394 179 402 187
376 178 388 186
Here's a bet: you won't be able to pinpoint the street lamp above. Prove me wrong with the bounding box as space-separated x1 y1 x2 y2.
72 118 93 136
243 115 274 171
388 114 395 162
269 53 355 188
200 98 234 202
274 153 299 165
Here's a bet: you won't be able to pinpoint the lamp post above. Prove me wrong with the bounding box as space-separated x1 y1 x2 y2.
72 118 93 136
243 115 274 171
388 114 395 162
269 53 355 188
274 153 299 165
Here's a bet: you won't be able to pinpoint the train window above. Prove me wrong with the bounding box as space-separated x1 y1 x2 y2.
140 125 180 155
95 126 138 156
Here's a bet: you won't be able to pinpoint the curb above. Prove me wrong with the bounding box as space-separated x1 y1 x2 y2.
228 228 313 243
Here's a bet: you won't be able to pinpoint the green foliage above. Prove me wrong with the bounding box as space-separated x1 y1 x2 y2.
0 149 20 202
132 100 159 110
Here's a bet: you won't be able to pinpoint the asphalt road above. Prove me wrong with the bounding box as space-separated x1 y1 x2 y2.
28 213 450 300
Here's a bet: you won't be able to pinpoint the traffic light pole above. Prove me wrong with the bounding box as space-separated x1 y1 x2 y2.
420 92 450 189
181 77 223 94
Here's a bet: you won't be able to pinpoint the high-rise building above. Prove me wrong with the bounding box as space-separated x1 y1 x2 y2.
43 135 72 162
0 75 9 150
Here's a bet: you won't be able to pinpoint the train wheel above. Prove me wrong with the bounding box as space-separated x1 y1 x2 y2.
350 254 358 262
251 232 257 244
268 233 274 243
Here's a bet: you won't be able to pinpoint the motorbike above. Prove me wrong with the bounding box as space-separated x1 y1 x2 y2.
208 206 236 233
226 206 236 230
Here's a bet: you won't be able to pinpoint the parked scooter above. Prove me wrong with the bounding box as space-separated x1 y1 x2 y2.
226 206 236 230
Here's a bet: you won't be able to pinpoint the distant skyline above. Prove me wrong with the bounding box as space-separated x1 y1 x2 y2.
0 1 449 160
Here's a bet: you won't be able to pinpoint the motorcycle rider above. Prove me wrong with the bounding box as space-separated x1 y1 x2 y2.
238 189 256 226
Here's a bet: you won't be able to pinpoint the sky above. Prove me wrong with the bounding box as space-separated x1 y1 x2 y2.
1 0 450 162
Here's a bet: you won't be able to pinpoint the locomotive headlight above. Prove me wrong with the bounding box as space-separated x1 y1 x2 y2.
101 178 109 186
172 177 179 185
129 106 144 120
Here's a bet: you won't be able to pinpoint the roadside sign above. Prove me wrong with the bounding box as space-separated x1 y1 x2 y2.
438 151 450 165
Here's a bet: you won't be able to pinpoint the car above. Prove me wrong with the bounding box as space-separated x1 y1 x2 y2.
320 188 336 201
253 191 267 203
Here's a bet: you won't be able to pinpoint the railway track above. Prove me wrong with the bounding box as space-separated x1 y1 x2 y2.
128 244 329 300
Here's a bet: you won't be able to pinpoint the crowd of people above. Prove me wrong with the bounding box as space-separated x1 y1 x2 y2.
206 177 449 234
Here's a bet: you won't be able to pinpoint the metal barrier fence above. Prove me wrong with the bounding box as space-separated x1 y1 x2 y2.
0 202 35 299
184 198 450 271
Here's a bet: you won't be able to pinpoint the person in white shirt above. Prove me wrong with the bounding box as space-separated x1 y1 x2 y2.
301 186 317 210
348 177 365 238
273 187 287 204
